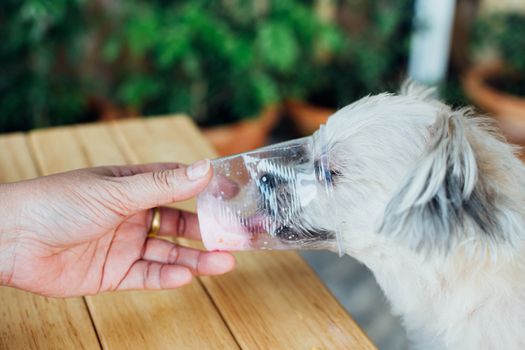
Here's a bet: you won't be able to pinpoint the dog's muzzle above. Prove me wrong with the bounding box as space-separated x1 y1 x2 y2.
197 125 343 254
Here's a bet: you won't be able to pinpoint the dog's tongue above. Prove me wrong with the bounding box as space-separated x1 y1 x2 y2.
242 213 270 235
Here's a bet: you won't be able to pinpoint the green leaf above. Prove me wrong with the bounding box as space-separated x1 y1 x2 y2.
316 25 345 56
376 6 403 37
125 7 160 57
117 75 161 108
156 26 191 68
101 36 121 63
181 53 201 78
252 72 279 106
256 21 299 73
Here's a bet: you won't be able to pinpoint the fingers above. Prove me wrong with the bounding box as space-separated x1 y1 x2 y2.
142 238 236 275
148 207 202 240
116 159 212 213
115 261 193 291
114 239 236 292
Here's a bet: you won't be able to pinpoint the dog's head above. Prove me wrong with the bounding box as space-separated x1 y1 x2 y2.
272 83 524 259
244 135 339 250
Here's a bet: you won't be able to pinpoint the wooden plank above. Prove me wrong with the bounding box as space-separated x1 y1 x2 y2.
0 288 100 350
164 116 218 159
74 124 131 166
201 252 376 349
85 289 238 350
0 133 101 350
110 116 200 165
113 116 376 349
28 127 88 173
29 123 239 349
0 134 39 182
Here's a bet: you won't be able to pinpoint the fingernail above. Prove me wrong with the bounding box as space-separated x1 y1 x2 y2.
186 159 210 180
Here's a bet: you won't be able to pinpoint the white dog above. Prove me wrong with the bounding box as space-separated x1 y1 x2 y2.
319 83 525 349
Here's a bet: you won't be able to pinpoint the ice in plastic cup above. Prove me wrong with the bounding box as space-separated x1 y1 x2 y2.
197 125 343 254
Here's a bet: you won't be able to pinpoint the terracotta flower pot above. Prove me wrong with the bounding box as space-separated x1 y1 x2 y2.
285 100 335 136
89 97 139 121
203 105 280 156
463 62 525 145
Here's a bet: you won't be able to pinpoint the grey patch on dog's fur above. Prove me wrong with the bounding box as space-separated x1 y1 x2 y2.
380 109 503 253
461 179 499 237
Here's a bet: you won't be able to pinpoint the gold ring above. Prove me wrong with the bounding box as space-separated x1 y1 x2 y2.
148 207 161 237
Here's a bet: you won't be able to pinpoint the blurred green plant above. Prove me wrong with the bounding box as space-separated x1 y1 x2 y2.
0 0 343 130
97 0 345 126
439 74 470 108
308 0 414 108
472 12 525 97
0 0 91 132
0 0 416 131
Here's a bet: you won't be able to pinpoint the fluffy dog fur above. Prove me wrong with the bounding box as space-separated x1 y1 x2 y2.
323 83 525 349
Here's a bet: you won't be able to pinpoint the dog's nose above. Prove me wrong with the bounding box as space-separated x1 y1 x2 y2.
275 225 301 241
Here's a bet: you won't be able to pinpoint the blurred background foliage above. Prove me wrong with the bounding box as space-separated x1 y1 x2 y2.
99 0 346 125
0 0 90 132
472 12 525 96
4 0 518 134
0 0 415 132
307 0 413 108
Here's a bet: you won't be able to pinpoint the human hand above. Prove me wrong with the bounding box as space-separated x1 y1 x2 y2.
0 160 235 297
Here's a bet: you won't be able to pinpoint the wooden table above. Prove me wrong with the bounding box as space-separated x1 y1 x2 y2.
0 116 376 349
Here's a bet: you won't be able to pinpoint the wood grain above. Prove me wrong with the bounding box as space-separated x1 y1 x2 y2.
113 117 376 349
111 116 217 165
201 252 376 350
28 127 89 173
0 288 101 350
0 133 101 350
29 123 239 349
0 134 39 182
85 287 239 350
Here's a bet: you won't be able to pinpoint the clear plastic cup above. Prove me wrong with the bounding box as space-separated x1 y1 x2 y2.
197 125 343 254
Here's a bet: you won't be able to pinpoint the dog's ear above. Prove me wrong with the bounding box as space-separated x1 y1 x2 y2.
380 110 501 252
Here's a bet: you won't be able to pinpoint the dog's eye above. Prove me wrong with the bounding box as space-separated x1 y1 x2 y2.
314 160 340 185
328 169 341 178
326 169 341 185
259 173 281 190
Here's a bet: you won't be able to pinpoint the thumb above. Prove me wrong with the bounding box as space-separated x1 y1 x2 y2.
118 159 212 213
